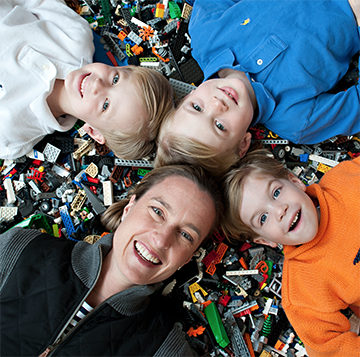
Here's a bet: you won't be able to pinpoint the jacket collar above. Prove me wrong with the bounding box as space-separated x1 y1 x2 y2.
71 233 162 315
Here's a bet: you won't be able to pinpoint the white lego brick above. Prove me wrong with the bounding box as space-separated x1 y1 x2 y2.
13 180 26 192
4 178 16 204
26 149 45 161
1 162 16 176
52 164 71 178
0 206 18 221
226 269 259 276
102 181 114 206
43 143 61 163
309 154 339 167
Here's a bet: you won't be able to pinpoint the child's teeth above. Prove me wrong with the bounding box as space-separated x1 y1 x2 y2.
290 212 300 229
80 75 89 96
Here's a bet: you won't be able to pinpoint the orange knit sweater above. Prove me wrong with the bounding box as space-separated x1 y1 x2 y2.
282 156 360 357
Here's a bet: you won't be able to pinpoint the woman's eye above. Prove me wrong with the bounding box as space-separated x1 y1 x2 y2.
192 103 202 112
260 213 268 225
103 99 109 112
180 231 193 242
152 207 163 217
215 120 225 131
273 188 281 199
112 74 119 85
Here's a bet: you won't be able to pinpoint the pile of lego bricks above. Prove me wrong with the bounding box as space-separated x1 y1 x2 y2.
73 0 205 86
1 1 359 356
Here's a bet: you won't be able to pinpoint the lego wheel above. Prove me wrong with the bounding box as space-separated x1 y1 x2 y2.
272 146 286 161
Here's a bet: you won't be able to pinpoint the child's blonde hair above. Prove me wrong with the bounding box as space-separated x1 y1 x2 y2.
100 66 174 159
154 109 240 178
222 149 290 242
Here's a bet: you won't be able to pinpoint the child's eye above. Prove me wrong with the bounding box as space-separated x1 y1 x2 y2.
103 99 109 112
215 120 226 131
273 188 281 199
192 103 202 112
180 231 193 242
260 213 268 225
152 206 163 217
112 74 119 85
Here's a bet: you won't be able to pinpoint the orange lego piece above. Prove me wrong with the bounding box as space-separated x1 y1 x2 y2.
275 340 286 350
205 243 228 275
201 300 212 309
239 256 249 270
139 26 154 41
213 242 228 264
256 261 269 273
187 326 206 337
151 47 169 62
206 263 216 275
244 333 256 357
117 30 127 41
131 44 144 55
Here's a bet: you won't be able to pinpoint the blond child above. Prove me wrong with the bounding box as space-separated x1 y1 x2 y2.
155 0 360 177
222 149 360 356
0 0 173 160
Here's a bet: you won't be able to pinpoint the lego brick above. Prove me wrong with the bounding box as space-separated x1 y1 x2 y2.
102 180 114 206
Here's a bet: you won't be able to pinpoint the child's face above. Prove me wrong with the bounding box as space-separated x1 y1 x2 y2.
165 77 253 156
65 63 146 134
239 174 319 247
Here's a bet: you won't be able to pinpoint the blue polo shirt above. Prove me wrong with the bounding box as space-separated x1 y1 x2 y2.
189 0 360 144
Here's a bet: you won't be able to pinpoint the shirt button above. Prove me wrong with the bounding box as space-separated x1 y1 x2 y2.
42 64 49 70
257 59 263 65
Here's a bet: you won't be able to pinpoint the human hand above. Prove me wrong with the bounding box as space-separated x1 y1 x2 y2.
349 0 360 26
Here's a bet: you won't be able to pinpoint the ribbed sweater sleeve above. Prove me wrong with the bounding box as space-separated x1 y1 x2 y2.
282 157 360 356
154 323 198 357
0 227 42 292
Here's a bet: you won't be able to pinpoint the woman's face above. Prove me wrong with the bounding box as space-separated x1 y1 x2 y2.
111 175 216 288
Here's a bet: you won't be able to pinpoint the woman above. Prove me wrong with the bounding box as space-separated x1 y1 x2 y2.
0 165 223 356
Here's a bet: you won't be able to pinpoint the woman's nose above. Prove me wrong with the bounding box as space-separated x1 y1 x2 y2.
152 227 173 250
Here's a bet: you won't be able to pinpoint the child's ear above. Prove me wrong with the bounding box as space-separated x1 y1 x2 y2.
253 237 278 248
238 132 252 158
82 123 106 144
288 173 306 192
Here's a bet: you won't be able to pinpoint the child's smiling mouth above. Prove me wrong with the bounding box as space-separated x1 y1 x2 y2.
289 210 301 232
219 87 238 105
80 73 91 98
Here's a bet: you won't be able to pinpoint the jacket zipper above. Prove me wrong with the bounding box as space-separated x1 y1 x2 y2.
39 245 103 357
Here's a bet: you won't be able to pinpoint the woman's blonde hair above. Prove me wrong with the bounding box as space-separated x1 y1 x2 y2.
101 164 224 241
222 149 290 242
154 109 240 178
100 66 174 159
